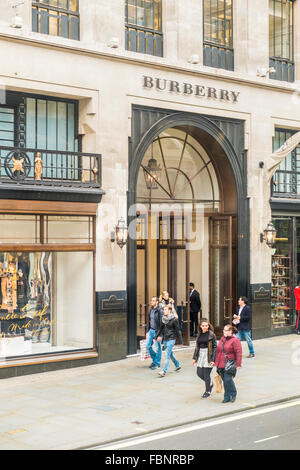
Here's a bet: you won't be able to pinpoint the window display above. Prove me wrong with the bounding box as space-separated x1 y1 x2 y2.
0 251 93 358
271 217 293 328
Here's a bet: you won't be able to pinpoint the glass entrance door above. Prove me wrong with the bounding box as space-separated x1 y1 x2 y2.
136 213 190 345
209 216 233 336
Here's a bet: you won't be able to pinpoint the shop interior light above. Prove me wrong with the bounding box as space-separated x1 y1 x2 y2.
143 143 162 190
260 221 277 247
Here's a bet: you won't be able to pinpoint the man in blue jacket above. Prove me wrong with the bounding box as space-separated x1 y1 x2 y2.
233 296 255 358
146 296 163 370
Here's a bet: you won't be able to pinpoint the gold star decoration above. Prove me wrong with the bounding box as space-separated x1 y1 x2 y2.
12 157 24 173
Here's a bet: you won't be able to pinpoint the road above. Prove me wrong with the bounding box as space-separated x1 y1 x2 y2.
91 399 300 451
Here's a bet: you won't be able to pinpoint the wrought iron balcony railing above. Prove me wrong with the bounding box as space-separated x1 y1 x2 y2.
203 41 234 71
0 146 102 188
269 57 294 83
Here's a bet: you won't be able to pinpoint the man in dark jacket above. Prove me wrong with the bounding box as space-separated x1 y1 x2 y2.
189 282 201 337
146 296 163 370
233 296 255 358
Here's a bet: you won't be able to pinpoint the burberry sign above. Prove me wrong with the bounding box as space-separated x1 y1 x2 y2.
143 75 240 103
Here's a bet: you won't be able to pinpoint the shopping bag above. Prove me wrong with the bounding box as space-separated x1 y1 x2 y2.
214 373 223 393
140 339 150 361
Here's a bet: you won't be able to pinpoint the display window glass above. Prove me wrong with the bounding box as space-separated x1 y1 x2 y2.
271 217 293 328
0 251 93 359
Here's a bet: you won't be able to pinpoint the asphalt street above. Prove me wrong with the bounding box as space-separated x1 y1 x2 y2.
94 398 300 451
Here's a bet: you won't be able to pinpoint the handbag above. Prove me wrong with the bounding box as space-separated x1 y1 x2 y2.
214 373 223 393
222 340 237 375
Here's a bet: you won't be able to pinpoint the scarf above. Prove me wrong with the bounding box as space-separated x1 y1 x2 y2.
162 312 176 324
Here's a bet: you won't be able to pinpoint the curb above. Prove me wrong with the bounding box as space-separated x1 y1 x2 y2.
77 394 300 450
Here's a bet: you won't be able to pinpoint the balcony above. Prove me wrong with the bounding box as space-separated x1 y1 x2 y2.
0 147 104 203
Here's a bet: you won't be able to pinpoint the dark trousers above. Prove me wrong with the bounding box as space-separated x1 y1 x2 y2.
219 368 237 401
197 367 212 393
296 311 300 332
190 311 198 335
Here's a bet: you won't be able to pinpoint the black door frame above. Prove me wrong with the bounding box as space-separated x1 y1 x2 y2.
127 107 249 354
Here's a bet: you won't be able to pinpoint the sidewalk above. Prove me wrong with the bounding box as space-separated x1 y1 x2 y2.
0 334 299 450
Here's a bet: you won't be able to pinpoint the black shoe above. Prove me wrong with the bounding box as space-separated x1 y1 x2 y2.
222 398 230 403
247 353 255 358
202 392 211 398
149 362 155 369
230 396 236 403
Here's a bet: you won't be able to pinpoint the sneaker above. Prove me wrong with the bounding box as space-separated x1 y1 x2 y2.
202 392 211 398
150 364 158 370
247 353 255 358
175 366 181 372
149 362 155 369
158 371 166 377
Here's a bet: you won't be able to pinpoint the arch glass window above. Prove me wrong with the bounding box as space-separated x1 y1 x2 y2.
203 0 234 71
125 0 163 57
137 128 220 211
269 0 294 82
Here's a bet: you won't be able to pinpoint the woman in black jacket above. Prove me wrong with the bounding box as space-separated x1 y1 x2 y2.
192 319 217 398
156 304 183 377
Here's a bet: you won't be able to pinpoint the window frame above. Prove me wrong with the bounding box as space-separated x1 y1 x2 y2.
32 0 80 41
272 128 300 198
125 0 163 57
202 0 234 71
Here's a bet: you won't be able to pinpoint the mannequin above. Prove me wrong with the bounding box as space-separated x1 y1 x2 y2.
294 283 300 334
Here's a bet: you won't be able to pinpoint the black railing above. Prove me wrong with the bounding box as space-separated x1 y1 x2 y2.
203 41 234 71
269 57 294 83
0 147 102 188
125 24 163 57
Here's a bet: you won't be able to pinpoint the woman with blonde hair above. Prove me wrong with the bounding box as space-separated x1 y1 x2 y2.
192 318 217 398
159 291 178 319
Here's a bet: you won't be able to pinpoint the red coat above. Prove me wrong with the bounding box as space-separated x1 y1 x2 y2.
215 335 242 369
294 287 300 310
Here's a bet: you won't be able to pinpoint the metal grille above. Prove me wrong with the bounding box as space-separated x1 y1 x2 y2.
272 129 300 197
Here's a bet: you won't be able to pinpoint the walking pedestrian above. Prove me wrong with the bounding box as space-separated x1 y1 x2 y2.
189 282 201 337
233 296 255 358
159 291 177 317
214 324 242 403
294 283 300 334
192 319 217 398
146 296 163 370
156 304 183 377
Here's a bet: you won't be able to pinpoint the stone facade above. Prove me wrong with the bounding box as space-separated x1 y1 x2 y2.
0 0 299 371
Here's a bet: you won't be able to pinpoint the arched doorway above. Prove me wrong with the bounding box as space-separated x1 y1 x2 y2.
133 124 237 345
127 111 246 354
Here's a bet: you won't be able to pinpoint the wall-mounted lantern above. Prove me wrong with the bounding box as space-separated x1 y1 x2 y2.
110 217 128 249
260 221 277 247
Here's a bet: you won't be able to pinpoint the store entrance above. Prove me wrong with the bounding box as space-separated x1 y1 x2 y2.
135 126 237 345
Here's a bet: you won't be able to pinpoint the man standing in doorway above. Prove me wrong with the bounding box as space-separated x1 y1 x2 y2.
189 282 201 337
233 296 255 358
146 296 163 370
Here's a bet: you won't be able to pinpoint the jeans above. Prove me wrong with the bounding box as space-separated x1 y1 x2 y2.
237 330 255 355
219 369 237 401
146 329 162 367
162 339 180 373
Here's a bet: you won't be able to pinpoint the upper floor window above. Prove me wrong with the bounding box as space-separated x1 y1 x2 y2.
32 0 79 40
125 0 163 57
203 0 234 71
272 129 300 197
269 0 294 82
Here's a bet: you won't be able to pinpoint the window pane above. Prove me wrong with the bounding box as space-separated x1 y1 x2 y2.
45 216 93 243
37 100 47 149
0 251 93 359
0 215 39 243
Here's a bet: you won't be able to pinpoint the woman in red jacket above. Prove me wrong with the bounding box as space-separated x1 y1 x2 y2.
213 324 242 403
